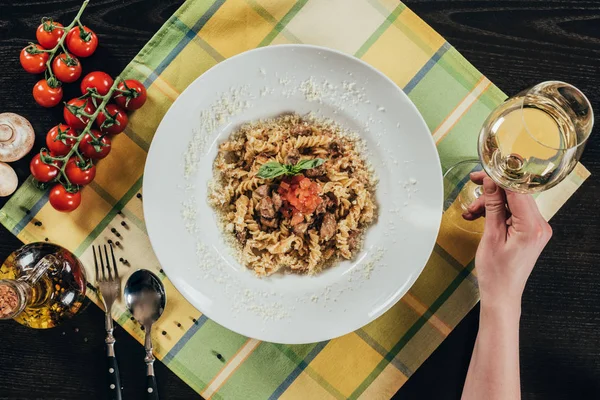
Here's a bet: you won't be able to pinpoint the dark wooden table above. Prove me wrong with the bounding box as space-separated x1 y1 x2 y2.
1 0 599 398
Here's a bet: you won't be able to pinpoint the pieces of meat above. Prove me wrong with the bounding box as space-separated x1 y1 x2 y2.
285 148 301 165
290 124 312 136
236 230 247 243
272 192 282 211
320 213 337 241
304 164 326 178
348 230 360 250
260 217 278 229
255 184 270 199
258 197 275 219
325 192 339 207
315 199 327 215
292 222 309 235
329 141 342 157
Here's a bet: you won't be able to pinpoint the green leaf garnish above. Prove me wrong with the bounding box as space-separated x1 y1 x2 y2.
257 158 326 179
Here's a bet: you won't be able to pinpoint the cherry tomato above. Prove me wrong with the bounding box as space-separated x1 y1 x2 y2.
49 184 81 212
66 26 98 58
36 20 64 49
96 104 128 135
32 79 63 108
65 158 96 186
52 53 82 83
79 129 111 160
114 79 147 110
80 71 114 96
20 44 49 74
64 98 96 130
46 124 75 156
30 152 60 183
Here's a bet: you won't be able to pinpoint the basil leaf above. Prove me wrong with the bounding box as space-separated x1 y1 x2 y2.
293 158 326 172
257 162 287 179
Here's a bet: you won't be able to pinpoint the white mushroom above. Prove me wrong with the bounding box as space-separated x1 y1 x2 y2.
0 162 18 197
0 113 35 162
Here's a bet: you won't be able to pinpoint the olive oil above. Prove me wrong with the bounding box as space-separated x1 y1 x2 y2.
0 243 87 329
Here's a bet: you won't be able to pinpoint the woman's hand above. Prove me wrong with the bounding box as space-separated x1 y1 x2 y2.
464 171 552 312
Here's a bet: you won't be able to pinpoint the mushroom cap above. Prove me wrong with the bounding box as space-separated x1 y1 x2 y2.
0 162 18 197
0 113 35 162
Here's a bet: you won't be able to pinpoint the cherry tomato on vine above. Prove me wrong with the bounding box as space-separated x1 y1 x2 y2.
52 53 82 83
114 79 147 110
64 98 96 130
65 158 96 186
80 71 114 96
46 124 75 156
66 26 98 58
36 20 64 49
30 152 60 183
96 104 128 135
20 44 49 74
79 129 111 160
49 184 81 212
32 79 63 108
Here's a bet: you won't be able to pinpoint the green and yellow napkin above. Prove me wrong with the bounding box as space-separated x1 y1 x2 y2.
0 0 589 398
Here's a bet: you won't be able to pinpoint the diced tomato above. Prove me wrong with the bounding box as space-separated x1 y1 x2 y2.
277 175 322 216
299 177 311 190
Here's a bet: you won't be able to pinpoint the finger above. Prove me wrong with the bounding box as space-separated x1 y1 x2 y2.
466 196 486 216
505 191 542 225
482 177 507 240
470 170 487 184
462 212 479 221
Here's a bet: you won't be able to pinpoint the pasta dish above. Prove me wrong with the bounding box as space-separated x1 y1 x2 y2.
209 114 377 276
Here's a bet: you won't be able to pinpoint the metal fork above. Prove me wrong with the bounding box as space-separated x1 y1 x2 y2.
94 244 123 400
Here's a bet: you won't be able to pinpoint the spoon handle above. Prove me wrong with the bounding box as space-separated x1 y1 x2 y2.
144 328 159 399
146 369 159 400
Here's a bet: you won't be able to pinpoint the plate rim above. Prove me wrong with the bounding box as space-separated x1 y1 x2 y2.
143 43 443 344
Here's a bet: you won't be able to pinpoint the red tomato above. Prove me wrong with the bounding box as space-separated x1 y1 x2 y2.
114 79 147 110
46 124 76 156
49 184 81 212
20 44 49 74
80 71 114 96
66 26 98 58
32 79 63 108
278 175 322 215
36 20 64 49
79 130 111 159
30 152 60 183
64 98 96 130
65 158 96 186
52 53 82 83
96 104 128 134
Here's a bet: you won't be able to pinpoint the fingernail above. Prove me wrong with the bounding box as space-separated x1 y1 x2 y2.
483 179 496 194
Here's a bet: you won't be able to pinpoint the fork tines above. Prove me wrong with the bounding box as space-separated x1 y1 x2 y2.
93 244 119 283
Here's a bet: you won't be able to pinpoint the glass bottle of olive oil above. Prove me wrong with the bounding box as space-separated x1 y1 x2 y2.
0 243 87 329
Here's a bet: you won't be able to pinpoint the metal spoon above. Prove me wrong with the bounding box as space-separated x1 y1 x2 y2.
124 270 166 400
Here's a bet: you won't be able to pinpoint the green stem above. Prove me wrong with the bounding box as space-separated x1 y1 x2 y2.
41 0 89 82
51 76 123 186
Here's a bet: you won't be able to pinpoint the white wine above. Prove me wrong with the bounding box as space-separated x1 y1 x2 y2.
479 95 578 193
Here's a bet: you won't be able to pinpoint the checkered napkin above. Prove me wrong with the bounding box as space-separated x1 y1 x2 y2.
0 0 589 398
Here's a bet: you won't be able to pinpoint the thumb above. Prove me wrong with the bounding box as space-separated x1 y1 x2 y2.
482 177 507 240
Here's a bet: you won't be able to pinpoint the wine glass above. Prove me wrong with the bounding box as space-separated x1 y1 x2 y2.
444 81 594 234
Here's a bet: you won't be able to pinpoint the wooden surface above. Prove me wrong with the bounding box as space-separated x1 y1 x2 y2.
0 0 598 398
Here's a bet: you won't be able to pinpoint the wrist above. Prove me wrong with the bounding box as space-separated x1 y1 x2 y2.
480 300 521 325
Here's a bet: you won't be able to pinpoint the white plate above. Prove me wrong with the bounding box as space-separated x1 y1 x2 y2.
143 45 442 344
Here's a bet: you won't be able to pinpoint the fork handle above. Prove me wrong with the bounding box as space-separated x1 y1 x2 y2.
106 338 122 400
